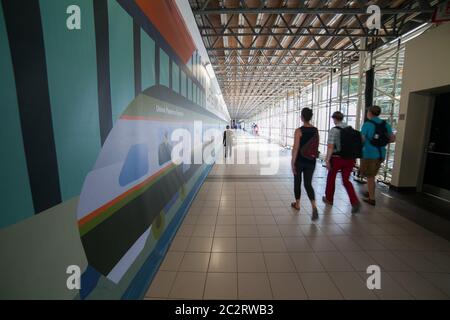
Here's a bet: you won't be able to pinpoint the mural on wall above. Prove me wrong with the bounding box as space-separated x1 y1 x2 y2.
0 0 228 299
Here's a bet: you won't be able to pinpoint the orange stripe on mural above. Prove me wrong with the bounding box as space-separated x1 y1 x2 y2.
136 0 196 64
78 163 175 227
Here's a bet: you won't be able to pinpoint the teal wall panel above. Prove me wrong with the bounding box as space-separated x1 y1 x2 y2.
188 78 192 101
181 71 187 97
160 49 170 87
172 62 180 94
0 4 35 228
108 0 134 123
39 0 101 201
141 30 155 90
193 84 197 105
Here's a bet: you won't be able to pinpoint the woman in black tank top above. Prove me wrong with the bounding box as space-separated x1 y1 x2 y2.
291 108 319 220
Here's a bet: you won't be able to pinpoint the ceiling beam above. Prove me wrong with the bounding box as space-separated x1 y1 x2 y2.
208 47 366 52
200 31 398 38
193 8 433 16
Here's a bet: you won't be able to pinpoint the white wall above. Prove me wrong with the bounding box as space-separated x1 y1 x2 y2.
392 23 450 188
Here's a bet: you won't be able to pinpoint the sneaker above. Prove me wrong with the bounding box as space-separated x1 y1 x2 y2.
351 202 361 214
363 198 376 206
322 196 333 206
312 208 319 220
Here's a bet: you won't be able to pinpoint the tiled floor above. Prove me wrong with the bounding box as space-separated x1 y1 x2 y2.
145 132 450 300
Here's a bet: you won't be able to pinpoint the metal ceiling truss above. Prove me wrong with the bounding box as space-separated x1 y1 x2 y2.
190 0 440 119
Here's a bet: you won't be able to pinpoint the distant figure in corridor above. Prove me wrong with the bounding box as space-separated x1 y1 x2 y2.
223 125 234 159
323 111 361 214
291 108 319 220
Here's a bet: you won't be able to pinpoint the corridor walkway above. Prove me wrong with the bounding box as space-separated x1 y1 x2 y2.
146 132 450 300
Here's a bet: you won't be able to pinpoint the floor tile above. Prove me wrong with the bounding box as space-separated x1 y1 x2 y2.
269 273 308 300
393 251 446 272
237 253 267 272
212 237 237 253
196 215 217 225
160 252 184 271
316 252 354 271
329 272 378 300
328 235 363 251
238 273 273 299
367 251 413 271
421 273 450 297
193 225 215 237
357 271 413 300
217 216 236 225
209 253 237 273
290 253 325 272
169 236 190 252
236 225 259 237
237 237 262 252
145 271 177 298
204 273 238 300
169 272 207 299
260 237 287 252
186 237 213 252
257 226 281 237
299 273 343 299
283 237 313 252
179 252 210 272
388 272 448 300
264 253 296 272
215 225 236 237
306 237 337 252
341 251 378 271
236 215 256 225
279 226 303 237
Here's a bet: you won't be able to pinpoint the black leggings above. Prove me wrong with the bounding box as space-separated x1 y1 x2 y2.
294 164 316 201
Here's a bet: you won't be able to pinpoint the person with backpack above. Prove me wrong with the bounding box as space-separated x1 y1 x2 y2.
323 111 362 214
360 105 396 206
291 108 319 220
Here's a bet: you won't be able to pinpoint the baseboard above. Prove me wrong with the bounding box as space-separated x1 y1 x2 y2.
389 185 417 193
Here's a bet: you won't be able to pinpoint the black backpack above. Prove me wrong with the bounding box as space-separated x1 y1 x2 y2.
335 126 363 159
367 120 390 148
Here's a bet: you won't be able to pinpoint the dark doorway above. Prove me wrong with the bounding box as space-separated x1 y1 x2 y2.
423 92 450 201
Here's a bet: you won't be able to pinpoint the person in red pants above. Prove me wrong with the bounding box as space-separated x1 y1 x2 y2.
323 112 361 214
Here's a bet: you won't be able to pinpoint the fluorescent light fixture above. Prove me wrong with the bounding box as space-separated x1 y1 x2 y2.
387 23 431 46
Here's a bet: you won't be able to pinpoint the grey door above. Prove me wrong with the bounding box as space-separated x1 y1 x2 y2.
423 92 450 201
